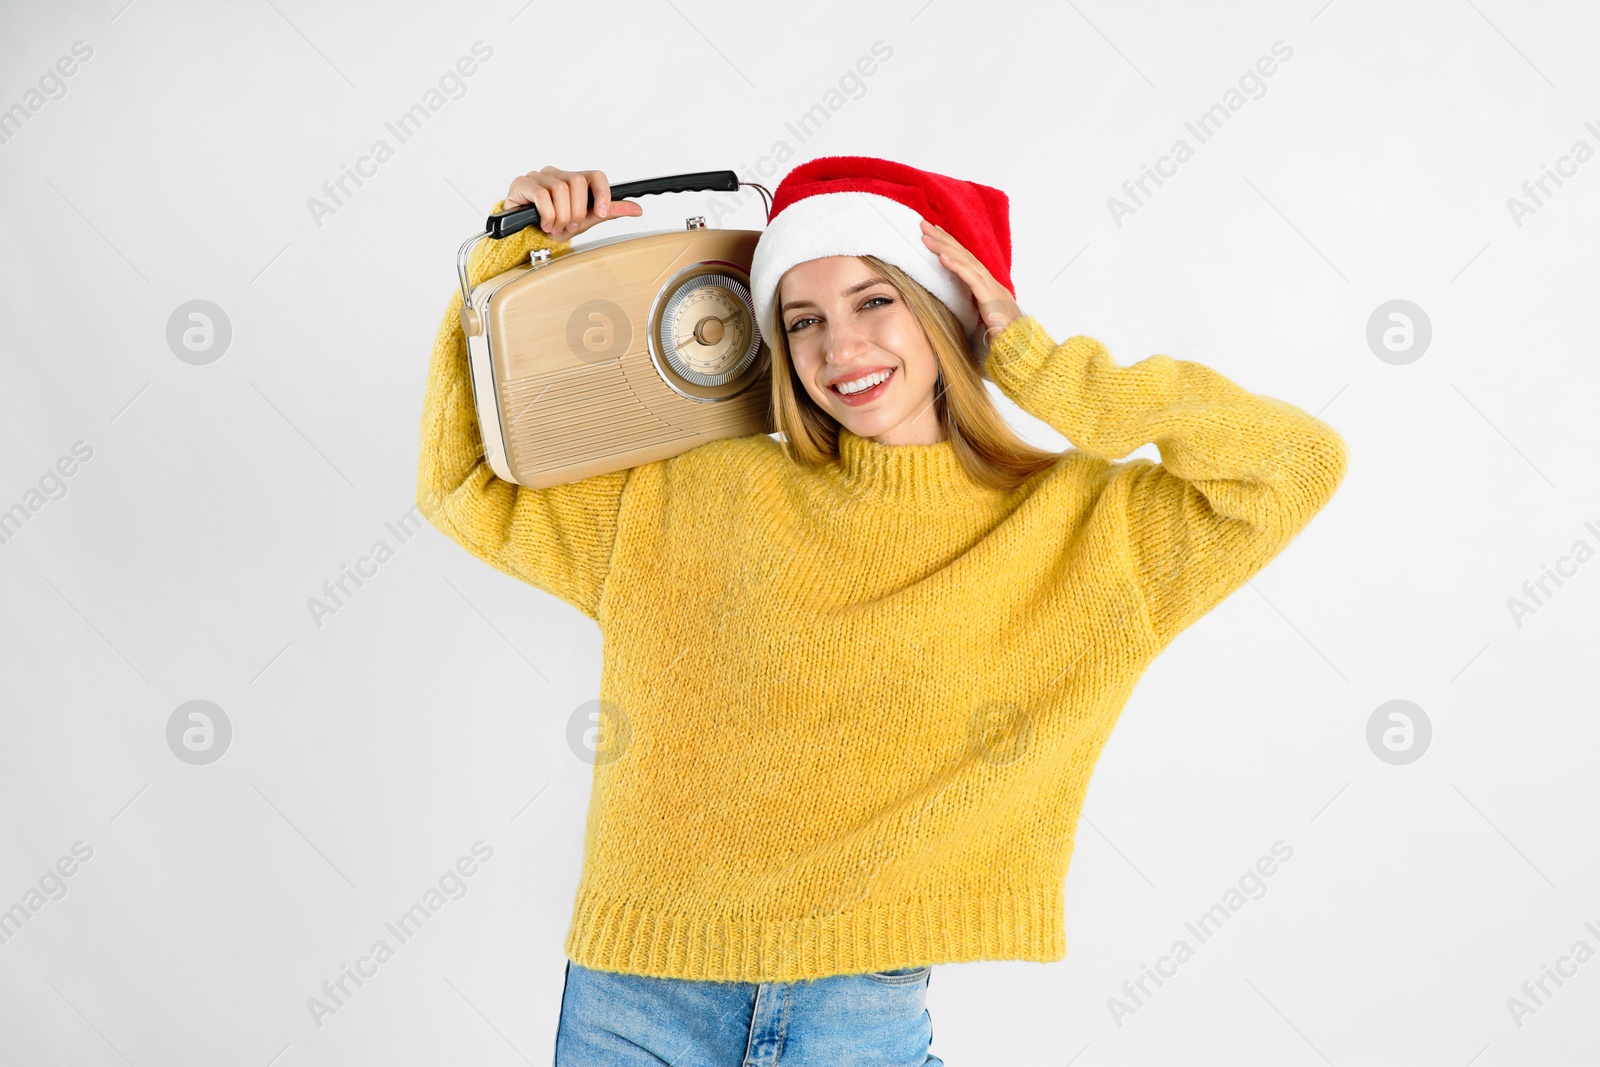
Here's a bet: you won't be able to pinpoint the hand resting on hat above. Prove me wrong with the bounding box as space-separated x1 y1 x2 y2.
919 219 1023 362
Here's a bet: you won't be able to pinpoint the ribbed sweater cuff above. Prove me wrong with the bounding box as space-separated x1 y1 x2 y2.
984 314 1056 401
563 884 1067 983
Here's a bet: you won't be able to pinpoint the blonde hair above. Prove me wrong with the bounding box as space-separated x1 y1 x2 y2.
764 254 1061 492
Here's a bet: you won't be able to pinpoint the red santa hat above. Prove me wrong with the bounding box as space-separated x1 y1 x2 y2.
749 155 1014 351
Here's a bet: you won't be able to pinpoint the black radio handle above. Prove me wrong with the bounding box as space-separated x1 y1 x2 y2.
484 170 742 239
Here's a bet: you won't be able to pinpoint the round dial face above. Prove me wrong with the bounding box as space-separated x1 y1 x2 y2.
659 273 761 387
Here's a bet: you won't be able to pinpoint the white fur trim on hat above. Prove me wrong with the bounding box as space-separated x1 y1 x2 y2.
749 190 979 347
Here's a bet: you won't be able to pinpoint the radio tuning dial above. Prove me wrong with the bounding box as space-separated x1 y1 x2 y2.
655 270 763 391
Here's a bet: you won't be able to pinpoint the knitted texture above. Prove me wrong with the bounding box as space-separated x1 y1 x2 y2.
416 205 1349 982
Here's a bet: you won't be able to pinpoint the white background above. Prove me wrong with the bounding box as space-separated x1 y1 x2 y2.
2 1 1597 1064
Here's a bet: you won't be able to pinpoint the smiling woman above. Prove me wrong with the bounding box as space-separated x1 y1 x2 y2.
766 250 1059 488
748 155 1062 490
780 261 942 428
415 156 1348 1067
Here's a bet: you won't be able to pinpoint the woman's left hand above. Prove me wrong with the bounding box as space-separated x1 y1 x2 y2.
920 219 1023 352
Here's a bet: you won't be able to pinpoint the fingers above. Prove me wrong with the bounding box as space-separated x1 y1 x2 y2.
921 220 982 285
507 169 560 230
919 219 971 264
920 219 1015 324
920 224 977 283
564 172 588 233
512 167 563 223
584 172 643 219
503 167 645 235
545 169 572 233
520 166 571 233
504 172 540 209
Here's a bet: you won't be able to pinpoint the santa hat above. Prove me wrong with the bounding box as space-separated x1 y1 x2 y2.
748 155 1014 352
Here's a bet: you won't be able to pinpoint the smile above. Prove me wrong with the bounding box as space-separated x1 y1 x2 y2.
830 367 895 402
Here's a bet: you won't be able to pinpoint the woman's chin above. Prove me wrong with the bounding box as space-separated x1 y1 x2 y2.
814 384 931 441
834 408 897 440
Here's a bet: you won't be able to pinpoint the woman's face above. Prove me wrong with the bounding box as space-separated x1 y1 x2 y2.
776 256 944 446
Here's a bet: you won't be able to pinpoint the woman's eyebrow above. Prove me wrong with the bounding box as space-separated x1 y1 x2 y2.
780 276 891 313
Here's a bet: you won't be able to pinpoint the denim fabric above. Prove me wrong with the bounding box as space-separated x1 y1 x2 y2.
554 959 944 1066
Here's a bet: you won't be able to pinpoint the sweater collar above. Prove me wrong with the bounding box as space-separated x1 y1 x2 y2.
833 427 981 506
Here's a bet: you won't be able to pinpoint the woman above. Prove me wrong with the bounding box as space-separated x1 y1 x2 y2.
416 157 1348 1066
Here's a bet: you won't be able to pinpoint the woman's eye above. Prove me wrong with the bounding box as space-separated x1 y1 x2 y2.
786 297 891 333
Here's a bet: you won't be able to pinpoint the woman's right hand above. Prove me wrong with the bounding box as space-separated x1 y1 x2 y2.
504 166 644 239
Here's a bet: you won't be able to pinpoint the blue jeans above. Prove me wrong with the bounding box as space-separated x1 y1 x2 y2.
554 959 945 1066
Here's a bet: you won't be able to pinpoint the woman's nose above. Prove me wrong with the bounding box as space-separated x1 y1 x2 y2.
824 320 869 364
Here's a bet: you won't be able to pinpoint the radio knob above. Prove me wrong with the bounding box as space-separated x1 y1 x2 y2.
685 216 706 230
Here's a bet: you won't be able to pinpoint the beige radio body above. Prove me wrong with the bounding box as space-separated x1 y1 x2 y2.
459 224 777 489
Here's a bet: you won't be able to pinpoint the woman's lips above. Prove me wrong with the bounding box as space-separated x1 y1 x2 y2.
829 367 895 406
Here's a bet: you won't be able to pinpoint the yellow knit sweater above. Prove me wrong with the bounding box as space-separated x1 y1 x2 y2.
416 208 1349 982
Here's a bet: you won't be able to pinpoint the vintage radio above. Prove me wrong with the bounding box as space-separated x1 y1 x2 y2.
455 170 777 488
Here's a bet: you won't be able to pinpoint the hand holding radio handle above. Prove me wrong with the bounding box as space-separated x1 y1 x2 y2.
501 167 642 241
492 167 741 240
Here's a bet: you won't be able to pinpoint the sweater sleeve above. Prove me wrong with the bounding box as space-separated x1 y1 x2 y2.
984 315 1349 648
415 200 628 621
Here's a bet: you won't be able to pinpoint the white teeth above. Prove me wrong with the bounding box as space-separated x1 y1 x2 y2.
835 369 891 395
